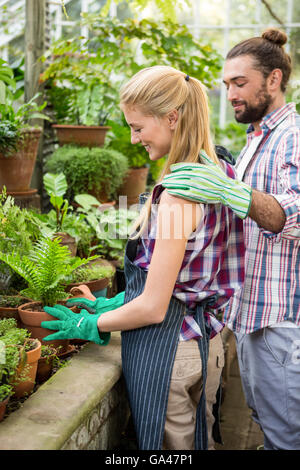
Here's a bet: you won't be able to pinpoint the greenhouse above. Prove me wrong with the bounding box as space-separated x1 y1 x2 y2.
0 0 299 454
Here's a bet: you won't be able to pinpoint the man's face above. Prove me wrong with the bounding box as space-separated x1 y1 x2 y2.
223 55 273 125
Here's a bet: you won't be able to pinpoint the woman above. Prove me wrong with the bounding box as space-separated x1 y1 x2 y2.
42 65 245 450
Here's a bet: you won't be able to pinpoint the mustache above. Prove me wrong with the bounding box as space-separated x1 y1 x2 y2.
232 100 246 107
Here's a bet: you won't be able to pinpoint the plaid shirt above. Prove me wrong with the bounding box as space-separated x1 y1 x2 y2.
134 161 245 339
224 103 300 334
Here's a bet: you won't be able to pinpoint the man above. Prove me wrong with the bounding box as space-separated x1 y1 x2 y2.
162 28 300 450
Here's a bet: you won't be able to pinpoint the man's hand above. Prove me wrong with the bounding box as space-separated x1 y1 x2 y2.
161 152 252 219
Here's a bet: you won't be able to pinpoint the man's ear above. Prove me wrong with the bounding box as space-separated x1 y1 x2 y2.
268 69 283 92
168 109 178 130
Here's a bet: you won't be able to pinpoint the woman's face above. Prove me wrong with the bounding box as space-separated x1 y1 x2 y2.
122 105 176 161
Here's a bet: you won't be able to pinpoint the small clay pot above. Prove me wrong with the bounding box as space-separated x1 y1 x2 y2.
12 338 41 398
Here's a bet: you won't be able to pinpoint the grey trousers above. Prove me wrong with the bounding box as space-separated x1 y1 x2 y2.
235 326 300 450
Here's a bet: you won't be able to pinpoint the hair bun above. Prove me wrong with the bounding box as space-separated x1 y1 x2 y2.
262 28 288 47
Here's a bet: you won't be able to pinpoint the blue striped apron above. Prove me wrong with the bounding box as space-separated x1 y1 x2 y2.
121 237 211 450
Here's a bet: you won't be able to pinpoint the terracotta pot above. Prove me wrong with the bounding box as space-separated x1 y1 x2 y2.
66 277 110 298
0 306 21 327
12 338 41 398
53 232 77 257
0 396 9 422
0 296 30 327
36 349 56 383
118 166 149 206
52 124 110 148
18 301 72 353
66 258 116 298
0 127 41 192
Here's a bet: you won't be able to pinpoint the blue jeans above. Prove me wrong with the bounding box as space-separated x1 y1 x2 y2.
235 326 300 450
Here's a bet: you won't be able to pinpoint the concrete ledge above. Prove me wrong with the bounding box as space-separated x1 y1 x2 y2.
0 332 130 450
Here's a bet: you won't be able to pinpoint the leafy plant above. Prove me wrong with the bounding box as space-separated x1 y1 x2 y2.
0 58 16 105
0 121 21 155
67 264 115 284
0 60 49 156
0 383 12 402
43 172 69 232
0 318 33 392
41 16 221 126
0 237 96 306
0 295 29 308
0 188 40 291
45 145 128 202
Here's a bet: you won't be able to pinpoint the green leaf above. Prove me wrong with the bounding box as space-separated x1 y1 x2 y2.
43 172 68 198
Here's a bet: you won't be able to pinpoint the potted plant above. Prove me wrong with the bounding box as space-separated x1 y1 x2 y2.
42 171 77 256
0 292 30 326
65 262 115 299
0 318 41 399
0 384 12 422
45 145 128 203
40 39 116 147
36 344 58 384
0 60 50 192
0 237 96 353
0 188 40 292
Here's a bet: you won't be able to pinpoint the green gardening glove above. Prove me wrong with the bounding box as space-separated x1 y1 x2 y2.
41 304 110 345
162 152 252 219
66 291 125 314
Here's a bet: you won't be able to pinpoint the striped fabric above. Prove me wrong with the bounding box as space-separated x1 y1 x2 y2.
162 151 252 219
224 103 300 333
122 243 210 450
134 159 245 339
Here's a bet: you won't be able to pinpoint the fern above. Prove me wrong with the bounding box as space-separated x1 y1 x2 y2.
0 237 93 306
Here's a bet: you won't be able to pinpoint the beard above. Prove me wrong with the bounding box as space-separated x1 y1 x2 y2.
233 84 273 124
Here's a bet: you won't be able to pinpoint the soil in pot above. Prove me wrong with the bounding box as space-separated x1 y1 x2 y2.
0 296 30 327
12 338 41 399
18 301 75 353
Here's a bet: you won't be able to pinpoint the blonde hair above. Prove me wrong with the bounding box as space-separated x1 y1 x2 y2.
120 65 219 237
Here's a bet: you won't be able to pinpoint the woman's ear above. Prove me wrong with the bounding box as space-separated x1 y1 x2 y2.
167 109 178 130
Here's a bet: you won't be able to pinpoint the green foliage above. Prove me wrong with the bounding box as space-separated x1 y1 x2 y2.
213 121 247 160
100 0 188 23
43 172 69 232
0 383 12 402
0 121 21 155
0 60 49 154
41 16 221 126
0 189 39 255
0 295 29 308
91 207 138 267
0 58 15 105
0 237 95 306
45 145 128 201
0 318 32 391
0 188 40 290
67 264 115 284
